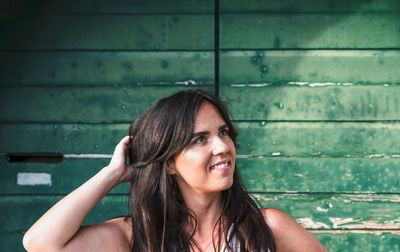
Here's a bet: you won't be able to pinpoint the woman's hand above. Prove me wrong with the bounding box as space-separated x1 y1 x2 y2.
106 136 134 184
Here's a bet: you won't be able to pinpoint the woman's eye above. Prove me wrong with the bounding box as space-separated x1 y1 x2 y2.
219 128 229 136
194 136 206 144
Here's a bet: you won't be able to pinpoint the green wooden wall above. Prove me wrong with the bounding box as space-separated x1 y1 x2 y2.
0 0 399 251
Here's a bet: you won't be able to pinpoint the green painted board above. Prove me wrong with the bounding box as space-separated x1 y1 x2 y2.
1 157 400 194
219 50 400 84
221 0 400 13
0 14 213 50
221 85 400 120
255 193 400 230
4 0 214 14
235 122 400 157
0 158 129 194
0 86 213 122
2 231 400 252
0 231 25 252
0 124 128 154
220 14 400 49
237 157 400 193
2 122 400 155
0 124 126 154
2 193 399 231
0 195 129 232
0 51 214 85
313 232 400 252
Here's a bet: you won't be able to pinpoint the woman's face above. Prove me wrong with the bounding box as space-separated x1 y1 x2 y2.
169 101 236 195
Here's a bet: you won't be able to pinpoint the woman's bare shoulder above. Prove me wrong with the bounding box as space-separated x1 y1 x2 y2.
260 208 328 252
107 216 132 244
260 208 295 228
62 217 132 252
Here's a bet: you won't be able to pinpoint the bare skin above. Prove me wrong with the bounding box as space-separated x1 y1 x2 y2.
23 104 328 252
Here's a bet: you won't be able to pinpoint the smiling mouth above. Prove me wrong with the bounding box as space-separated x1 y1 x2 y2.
210 161 230 171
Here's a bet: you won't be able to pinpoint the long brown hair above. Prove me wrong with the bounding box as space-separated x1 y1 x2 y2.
128 89 276 251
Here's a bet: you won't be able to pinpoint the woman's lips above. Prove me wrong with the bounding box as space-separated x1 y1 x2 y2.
210 161 231 171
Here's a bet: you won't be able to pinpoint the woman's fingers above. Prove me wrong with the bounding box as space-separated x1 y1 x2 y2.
108 136 133 183
112 136 130 161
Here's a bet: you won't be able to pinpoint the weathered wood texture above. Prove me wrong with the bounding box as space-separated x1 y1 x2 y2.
0 86 213 122
220 0 400 13
0 52 214 85
0 1 216 251
219 51 400 84
217 0 400 250
2 0 214 14
0 15 214 50
222 84 400 120
220 14 400 49
0 195 129 232
312 232 400 252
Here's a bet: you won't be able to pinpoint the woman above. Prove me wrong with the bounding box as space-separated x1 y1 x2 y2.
23 89 328 252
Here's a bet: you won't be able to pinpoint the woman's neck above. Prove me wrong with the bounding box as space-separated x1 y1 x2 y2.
185 195 224 252
180 188 223 234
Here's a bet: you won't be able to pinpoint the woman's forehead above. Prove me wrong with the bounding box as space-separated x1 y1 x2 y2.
193 102 226 131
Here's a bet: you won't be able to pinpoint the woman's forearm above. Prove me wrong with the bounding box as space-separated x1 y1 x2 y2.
23 165 121 251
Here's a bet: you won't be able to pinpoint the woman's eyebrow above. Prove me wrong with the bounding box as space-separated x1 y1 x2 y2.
191 131 208 138
219 124 228 130
191 124 228 138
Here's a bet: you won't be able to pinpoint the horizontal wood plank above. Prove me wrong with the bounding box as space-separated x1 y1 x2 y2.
312 231 400 252
0 14 213 50
235 122 400 156
1 156 399 194
0 124 128 154
0 86 213 122
255 193 400 230
2 193 399 231
221 0 400 13
220 14 400 49
0 231 26 252
0 51 214 85
5 0 214 14
220 50 400 84
221 84 400 120
0 195 129 232
237 157 400 193
0 158 128 194
2 122 400 155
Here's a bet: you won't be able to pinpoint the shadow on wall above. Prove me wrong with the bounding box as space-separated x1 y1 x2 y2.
220 0 384 85
219 0 400 121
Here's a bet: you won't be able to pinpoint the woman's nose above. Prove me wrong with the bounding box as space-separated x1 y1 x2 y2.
211 136 229 156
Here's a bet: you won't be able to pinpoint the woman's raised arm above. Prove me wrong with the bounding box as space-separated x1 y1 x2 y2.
22 136 133 252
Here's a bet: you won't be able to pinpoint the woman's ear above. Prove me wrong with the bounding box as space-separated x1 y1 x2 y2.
167 160 176 175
